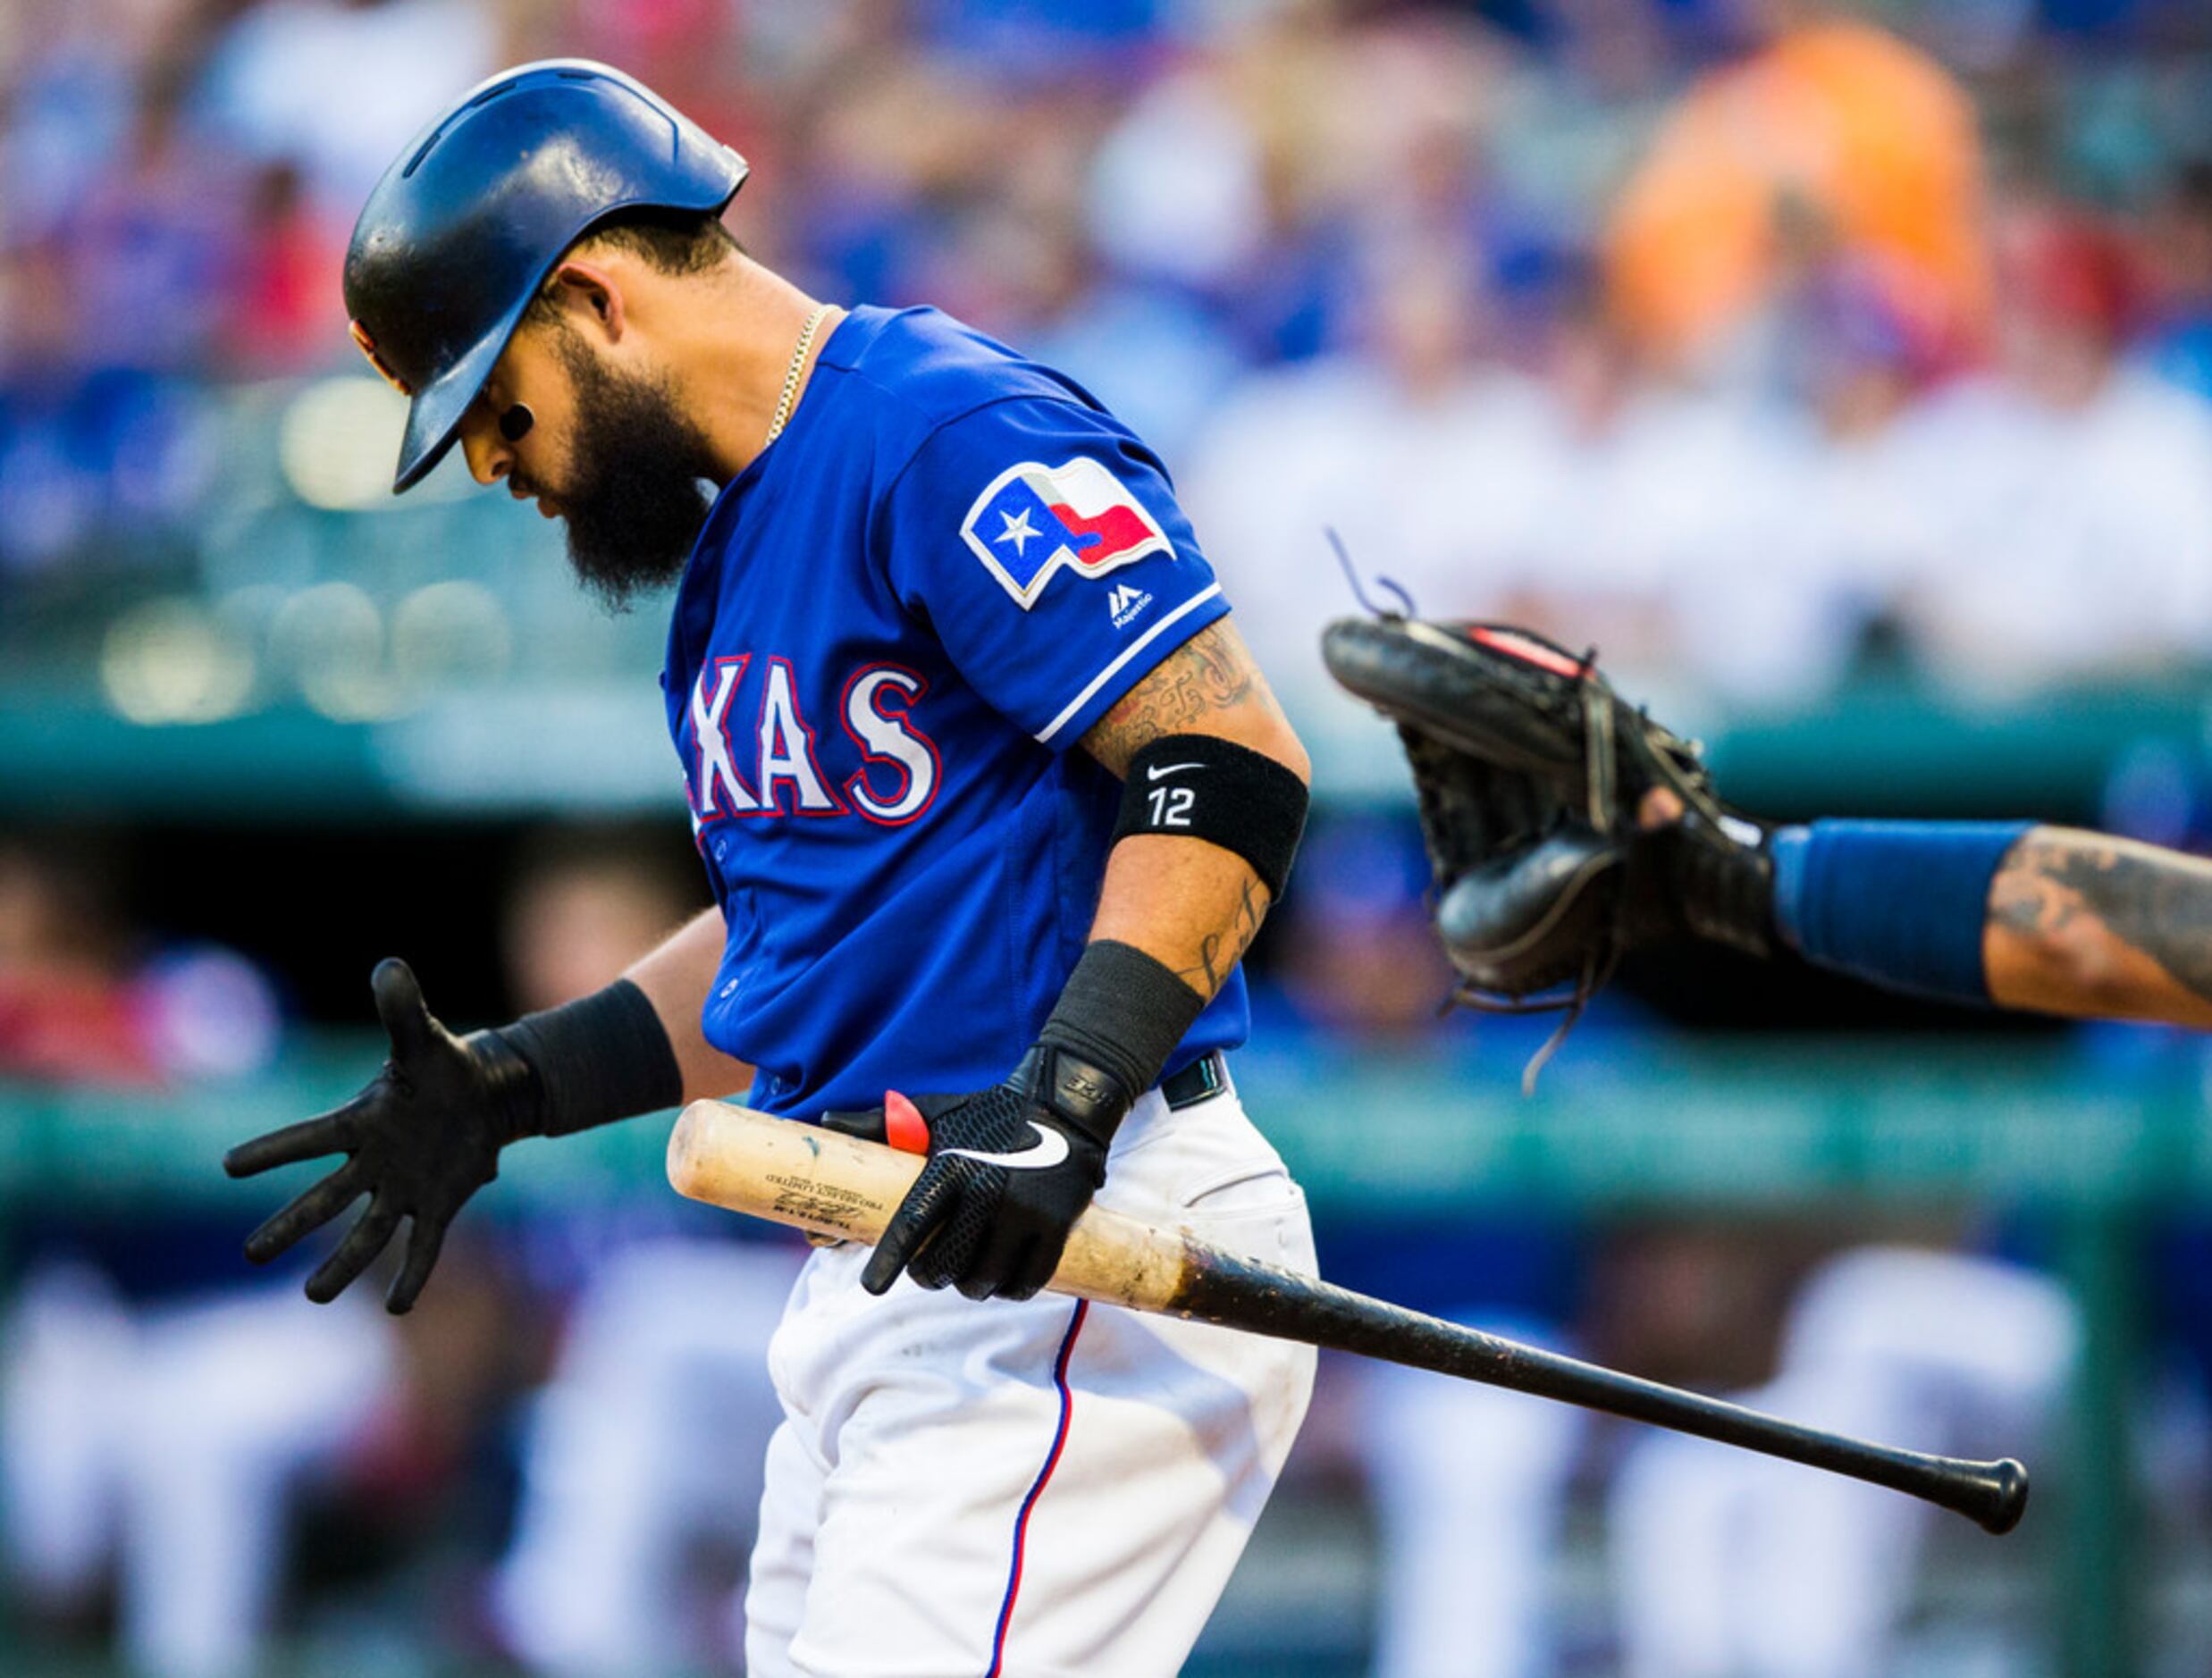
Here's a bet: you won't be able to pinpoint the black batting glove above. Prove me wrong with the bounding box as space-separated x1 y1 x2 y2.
851 1045 1132 1303
223 959 541 1314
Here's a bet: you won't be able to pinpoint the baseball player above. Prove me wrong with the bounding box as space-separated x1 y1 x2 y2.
1324 614 2212 1037
224 61 1318 1675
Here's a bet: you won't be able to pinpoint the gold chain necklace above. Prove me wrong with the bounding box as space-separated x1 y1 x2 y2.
765 303 835 448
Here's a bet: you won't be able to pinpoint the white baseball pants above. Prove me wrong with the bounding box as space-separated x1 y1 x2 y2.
744 1074 1316 1677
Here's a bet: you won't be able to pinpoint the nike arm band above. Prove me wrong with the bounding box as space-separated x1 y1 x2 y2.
1112 734 1310 901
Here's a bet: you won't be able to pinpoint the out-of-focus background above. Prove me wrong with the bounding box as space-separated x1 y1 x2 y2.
4 0 2212 1673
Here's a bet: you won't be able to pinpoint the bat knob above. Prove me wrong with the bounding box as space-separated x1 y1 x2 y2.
1972 1457 2031 1536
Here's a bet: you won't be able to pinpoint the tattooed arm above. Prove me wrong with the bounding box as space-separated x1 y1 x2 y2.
1985 826 2212 1028
1077 617 1308 999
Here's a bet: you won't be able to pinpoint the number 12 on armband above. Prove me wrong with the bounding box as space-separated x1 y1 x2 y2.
1148 786 1194 827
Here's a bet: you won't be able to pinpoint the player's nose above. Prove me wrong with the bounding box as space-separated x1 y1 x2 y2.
459 413 512 488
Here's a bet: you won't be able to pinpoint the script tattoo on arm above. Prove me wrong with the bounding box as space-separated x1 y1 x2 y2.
1082 619 1290 777
1173 875 1266 1002
1988 827 2212 1017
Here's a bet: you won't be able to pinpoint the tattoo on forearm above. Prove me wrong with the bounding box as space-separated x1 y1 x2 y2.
1992 833 2212 1004
1174 875 1266 1000
1086 621 1284 775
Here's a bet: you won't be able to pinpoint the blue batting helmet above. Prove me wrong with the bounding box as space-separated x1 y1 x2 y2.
343 60 748 492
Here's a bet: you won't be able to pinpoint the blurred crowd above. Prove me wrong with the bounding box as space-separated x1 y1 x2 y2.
8 0 2212 709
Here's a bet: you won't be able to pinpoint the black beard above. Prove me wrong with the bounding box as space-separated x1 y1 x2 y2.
550 340 719 612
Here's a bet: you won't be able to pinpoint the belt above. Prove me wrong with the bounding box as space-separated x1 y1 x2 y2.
1159 1050 1227 1111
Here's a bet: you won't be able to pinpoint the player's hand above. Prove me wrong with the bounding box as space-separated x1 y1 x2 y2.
223 958 538 1313
846 1046 1130 1303
1619 806 1775 958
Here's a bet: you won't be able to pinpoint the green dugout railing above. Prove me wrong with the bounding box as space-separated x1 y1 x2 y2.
3 679 2206 819
0 1034 2199 1208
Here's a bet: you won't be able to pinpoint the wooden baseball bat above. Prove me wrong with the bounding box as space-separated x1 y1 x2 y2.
666 1099 2029 1535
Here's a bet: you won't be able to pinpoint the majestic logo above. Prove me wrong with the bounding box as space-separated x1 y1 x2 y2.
961 458 1173 608
1106 582 1153 628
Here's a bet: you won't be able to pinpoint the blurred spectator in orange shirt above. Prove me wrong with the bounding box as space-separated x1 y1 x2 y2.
1603 2 1990 382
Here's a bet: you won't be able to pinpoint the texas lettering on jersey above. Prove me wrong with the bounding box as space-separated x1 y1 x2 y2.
684 655 941 829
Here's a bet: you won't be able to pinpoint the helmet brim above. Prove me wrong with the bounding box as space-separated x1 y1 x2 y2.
391 289 533 493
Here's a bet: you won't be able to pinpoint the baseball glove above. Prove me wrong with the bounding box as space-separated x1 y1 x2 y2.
1322 616 1774 1075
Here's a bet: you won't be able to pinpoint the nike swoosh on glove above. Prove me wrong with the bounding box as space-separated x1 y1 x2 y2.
840 1045 1128 1303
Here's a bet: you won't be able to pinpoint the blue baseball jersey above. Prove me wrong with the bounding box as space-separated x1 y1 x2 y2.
661 305 1247 1120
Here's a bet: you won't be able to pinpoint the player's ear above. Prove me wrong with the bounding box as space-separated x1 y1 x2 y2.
543 259 627 345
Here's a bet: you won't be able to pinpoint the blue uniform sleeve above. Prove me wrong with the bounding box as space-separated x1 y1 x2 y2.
878 397 1232 748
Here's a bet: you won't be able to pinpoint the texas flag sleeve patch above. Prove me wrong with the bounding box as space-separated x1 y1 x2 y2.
959 457 1175 608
